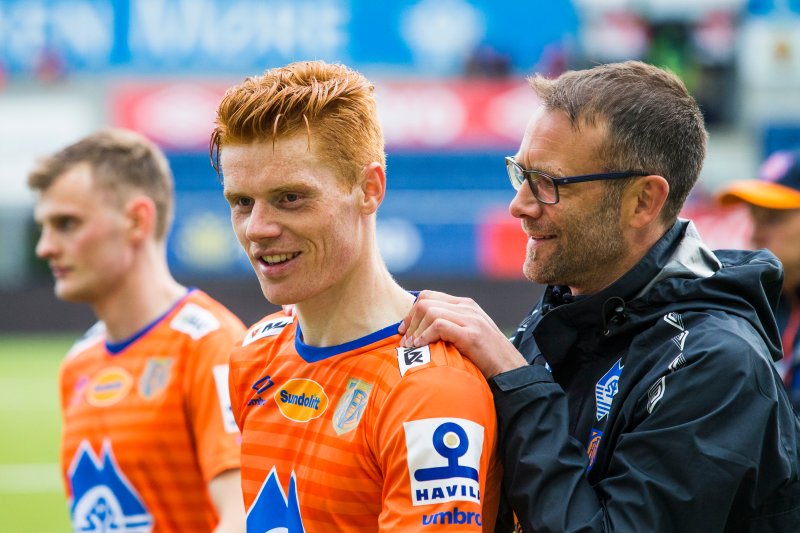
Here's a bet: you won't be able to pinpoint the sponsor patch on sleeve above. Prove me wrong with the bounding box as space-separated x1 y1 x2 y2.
170 303 221 340
403 417 484 506
212 364 239 433
396 345 432 377
242 317 293 346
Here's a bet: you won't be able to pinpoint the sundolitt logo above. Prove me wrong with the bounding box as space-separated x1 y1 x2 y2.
86 367 133 407
280 390 322 409
422 507 482 527
274 379 328 422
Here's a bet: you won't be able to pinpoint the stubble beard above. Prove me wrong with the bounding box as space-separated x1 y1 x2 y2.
524 201 627 291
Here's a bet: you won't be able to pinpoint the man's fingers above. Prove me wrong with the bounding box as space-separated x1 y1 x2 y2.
411 318 467 350
415 289 468 305
400 301 473 347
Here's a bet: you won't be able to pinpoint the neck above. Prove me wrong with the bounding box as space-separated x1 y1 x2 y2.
295 252 414 347
92 243 186 342
570 223 669 296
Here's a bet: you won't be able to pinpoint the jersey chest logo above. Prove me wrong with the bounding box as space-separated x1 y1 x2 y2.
274 379 329 422
138 357 174 400
86 367 133 407
68 440 153 532
332 378 372 435
247 467 305 532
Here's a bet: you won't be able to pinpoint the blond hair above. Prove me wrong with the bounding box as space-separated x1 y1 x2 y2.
28 128 174 240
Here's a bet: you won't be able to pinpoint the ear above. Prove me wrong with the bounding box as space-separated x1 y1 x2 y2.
125 195 157 243
359 162 386 215
624 175 670 229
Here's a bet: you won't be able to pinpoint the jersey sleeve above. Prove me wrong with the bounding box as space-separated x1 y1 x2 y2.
228 344 246 433
183 324 244 483
373 361 501 532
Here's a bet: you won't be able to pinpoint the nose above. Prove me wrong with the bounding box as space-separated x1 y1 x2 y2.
35 226 58 259
509 185 543 220
244 201 282 242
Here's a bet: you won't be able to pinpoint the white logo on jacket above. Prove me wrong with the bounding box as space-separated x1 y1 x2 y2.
595 358 624 421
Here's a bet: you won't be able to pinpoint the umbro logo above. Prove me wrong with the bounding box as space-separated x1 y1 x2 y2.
663 312 684 331
252 375 274 395
397 345 431 377
671 331 689 351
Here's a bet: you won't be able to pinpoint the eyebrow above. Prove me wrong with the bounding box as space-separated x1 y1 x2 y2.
517 157 563 177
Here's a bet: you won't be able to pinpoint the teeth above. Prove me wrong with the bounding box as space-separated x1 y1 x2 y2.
262 253 298 265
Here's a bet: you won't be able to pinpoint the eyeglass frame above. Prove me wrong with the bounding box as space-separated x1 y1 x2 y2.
505 156 650 205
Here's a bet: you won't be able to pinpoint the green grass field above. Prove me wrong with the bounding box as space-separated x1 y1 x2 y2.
0 334 74 532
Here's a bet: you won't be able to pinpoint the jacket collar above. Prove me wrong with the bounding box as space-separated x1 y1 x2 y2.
533 220 719 366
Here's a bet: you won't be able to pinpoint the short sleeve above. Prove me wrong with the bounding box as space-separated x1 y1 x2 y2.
184 327 244 482
374 364 501 531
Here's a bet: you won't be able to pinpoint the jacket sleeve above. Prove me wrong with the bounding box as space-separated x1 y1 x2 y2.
489 319 791 532
490 365 605 531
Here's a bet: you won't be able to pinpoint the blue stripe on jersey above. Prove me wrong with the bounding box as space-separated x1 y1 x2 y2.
295 321 401 363
105 288 194 355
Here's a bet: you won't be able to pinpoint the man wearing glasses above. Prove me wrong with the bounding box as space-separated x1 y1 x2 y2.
400 61 800 531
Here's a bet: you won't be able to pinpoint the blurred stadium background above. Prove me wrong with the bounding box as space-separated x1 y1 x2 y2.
1 0 799 530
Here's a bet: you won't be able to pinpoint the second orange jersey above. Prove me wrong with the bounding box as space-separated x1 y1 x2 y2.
60 289 245 532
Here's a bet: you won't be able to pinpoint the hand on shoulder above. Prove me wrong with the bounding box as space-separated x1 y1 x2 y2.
398 290 528 379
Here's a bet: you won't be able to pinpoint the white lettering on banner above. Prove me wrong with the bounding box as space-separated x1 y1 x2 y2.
400 0 484 72
0 2 112 69
129 0 348 66
50 2 113 65
0 3 47 69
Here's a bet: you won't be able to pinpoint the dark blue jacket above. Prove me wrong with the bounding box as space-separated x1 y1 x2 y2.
492 220 800 532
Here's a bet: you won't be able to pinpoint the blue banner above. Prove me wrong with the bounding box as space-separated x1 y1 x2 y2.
0 0 578 76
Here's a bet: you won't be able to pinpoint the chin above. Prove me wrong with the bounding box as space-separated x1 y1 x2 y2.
54 286 88 304
259 282 300 307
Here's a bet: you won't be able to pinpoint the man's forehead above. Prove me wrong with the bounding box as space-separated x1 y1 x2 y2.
518 108 606 172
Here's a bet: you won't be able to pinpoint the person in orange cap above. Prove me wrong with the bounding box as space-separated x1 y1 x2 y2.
718 149 800 410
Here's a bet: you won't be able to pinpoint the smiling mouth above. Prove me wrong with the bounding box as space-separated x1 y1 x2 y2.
260 253 300 266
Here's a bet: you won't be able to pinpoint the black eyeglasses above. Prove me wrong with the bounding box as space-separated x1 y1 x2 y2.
505 156 649 205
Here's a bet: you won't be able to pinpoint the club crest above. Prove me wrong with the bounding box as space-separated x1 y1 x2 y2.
595 358 623 421
138 358 174 400
332 378 373 435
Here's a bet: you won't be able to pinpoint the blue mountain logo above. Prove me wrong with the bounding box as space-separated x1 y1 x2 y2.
247 467 305 533
67 440 153 532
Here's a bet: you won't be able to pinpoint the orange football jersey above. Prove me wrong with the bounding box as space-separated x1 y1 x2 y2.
59 289 245 532
230 312 502 532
